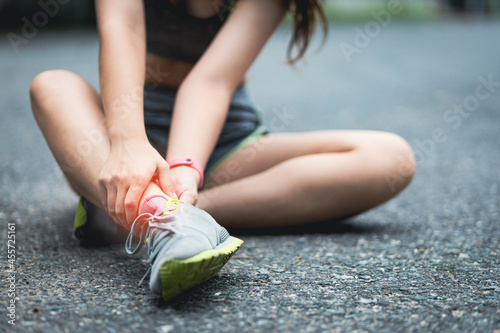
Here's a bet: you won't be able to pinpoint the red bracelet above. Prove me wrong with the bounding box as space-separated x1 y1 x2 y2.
168 158 204 189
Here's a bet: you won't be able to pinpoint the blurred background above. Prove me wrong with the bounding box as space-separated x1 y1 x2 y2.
0 0 500 29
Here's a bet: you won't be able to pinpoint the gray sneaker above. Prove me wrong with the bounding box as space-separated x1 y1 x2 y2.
125 195 243 300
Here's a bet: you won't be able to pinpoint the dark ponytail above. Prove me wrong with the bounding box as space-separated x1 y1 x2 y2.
283 0 328 64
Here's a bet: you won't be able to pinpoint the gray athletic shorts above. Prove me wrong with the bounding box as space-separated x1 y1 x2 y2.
143 84 268 177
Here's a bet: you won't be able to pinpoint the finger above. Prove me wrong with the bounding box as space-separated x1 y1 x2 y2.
179 189 197 206
156 162 176 198
97 176 109 212
124 182 146 228
114 184 129 229
106 185 119 226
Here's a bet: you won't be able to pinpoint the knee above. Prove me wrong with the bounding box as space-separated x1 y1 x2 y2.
30 69 78 115
30 69 67 101
375 132 416 193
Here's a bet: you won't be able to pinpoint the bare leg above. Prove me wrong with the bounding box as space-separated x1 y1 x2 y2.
30 71 414 229
198 131 415 227
30 70 167 221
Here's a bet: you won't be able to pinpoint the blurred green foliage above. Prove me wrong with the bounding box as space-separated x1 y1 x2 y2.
321 0 438 22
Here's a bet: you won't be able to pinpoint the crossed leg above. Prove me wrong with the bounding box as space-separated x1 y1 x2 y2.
30 70 415 230
199 131 415 227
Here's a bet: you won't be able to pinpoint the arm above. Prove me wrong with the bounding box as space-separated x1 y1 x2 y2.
97 0 145 142
96 0 175 227
167 0 287 203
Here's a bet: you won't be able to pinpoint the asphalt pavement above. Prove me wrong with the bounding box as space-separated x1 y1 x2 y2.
1 18 499 333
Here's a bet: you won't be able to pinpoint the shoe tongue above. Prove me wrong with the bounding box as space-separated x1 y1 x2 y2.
139 195 168 215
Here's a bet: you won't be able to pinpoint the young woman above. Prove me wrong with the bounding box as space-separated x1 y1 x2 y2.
29 0 415 300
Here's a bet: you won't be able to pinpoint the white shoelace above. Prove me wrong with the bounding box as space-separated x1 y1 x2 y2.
125 208 179 285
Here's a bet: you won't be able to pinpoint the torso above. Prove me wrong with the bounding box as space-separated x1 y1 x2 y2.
145 53 196 88
144 0 239 88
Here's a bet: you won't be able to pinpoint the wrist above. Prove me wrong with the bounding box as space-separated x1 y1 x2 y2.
168 158 204 188
107 117 147 144
170 166 201 186
109 132 149 147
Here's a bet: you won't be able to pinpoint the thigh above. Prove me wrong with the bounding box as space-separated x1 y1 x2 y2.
203 129 412 188
30 70 110 200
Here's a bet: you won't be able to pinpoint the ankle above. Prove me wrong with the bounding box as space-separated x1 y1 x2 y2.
138 182 173 215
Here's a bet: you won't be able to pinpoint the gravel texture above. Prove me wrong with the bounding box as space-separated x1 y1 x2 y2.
1 19 499 333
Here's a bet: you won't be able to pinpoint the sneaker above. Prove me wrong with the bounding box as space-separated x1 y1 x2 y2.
74 197 129 246
125 195 243 300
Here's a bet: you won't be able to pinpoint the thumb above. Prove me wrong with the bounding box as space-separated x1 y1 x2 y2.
156 161 177 198
178 189 197 206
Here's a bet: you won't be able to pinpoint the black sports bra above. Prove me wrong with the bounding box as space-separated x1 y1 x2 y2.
144 0 233 63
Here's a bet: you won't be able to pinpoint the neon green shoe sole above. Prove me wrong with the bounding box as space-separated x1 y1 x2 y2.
159 237 243 300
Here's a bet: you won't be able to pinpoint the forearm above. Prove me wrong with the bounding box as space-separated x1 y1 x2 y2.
167 77 233 170
97 3 147 144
